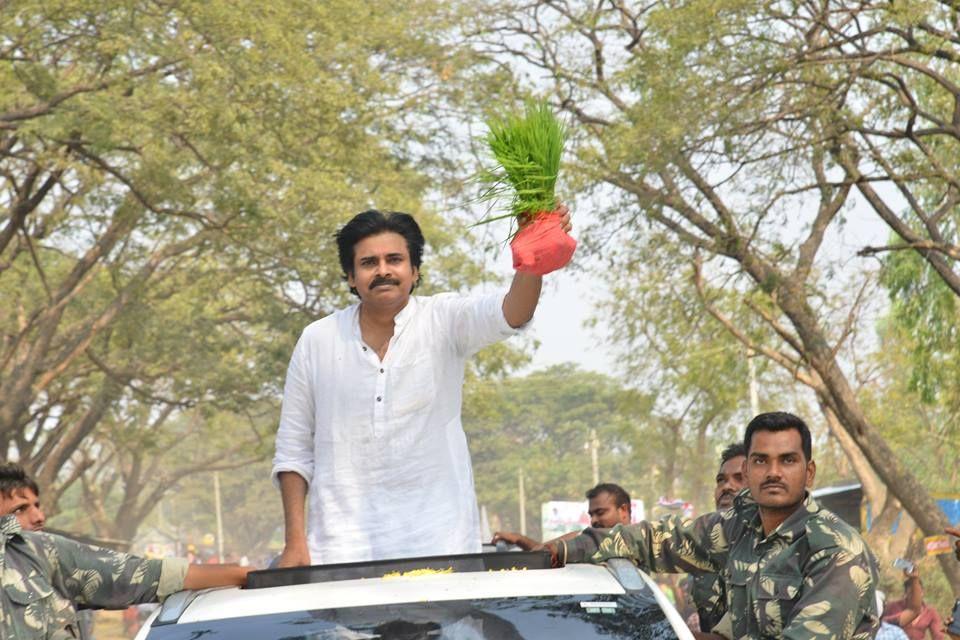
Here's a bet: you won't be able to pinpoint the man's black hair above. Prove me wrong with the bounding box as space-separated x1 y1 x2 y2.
335 210 425 297
720 442 747 465
586 483 632 514
743 411 813 461
0 463 39 499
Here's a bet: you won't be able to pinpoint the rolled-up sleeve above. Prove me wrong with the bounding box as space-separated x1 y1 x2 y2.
438 291 521 357
157 558 190 600
271 332 316 487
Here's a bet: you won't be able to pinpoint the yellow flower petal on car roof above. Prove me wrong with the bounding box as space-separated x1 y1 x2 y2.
382 567 454 579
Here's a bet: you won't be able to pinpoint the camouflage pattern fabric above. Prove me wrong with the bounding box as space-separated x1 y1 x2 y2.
0 514 171 639
690 570 727 633
560 490 880 640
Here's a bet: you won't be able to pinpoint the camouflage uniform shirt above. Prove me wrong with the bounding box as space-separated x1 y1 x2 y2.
689 571 727 632
559 490 879 640
0 514 188 639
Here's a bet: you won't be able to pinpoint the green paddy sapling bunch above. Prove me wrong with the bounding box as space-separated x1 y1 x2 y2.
476 100 576 275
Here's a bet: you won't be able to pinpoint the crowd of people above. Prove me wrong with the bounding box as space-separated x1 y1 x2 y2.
2 207 960 639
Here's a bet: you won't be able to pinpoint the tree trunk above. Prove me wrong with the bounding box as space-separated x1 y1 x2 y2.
817 400 886 513
774 284 960 593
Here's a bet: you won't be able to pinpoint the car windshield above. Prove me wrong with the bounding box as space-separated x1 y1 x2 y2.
145 592 679 639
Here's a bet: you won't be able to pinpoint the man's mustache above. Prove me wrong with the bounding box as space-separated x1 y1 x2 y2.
370 276 401 289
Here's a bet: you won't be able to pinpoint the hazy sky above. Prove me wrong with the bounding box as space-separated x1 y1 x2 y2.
501 189 897 379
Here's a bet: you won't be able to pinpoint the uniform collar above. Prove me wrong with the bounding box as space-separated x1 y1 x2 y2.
734 489 819 543
771 492 819 543
1 513 21 538
1 514 22 566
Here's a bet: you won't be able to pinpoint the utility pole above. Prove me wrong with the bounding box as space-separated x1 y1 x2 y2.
747 348 760 416
214 472 224 563
590 428 600 485
518 468 527 536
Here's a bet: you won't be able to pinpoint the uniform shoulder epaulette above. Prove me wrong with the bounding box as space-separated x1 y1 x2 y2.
804 508 864 555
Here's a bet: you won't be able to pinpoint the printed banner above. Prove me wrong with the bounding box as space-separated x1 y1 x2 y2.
541 499 645 541
925 535 954 556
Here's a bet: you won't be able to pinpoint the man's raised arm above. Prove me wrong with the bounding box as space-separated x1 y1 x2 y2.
501 206 572 328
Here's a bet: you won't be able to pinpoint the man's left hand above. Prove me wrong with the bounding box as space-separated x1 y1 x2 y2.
543 541 562 567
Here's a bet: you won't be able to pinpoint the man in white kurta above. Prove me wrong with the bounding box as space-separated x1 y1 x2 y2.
271 208 572 566
273 292 516 564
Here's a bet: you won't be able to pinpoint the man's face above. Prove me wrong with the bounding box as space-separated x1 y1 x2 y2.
347 232 418 308
745 428 815 512
0 488 45 531
588 492 631 528
714 455 746 510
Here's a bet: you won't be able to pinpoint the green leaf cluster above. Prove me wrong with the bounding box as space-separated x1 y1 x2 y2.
0 0 487 535
882 242 960 406
476 100 566 223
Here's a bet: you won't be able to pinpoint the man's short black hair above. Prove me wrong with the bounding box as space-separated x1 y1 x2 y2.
743 411 813 461
720 442 747 465
0 463 39 499
586 483 631 514
335 210 425 297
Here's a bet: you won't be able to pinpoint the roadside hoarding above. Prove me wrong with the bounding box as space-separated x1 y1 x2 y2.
541 500 645 540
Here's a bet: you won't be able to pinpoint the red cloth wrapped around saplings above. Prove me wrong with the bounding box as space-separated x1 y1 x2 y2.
510 211 577 275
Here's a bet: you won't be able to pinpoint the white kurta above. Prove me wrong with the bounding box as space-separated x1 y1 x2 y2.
271 292 518 564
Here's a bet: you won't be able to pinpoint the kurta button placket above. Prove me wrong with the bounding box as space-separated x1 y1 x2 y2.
373 357 388 436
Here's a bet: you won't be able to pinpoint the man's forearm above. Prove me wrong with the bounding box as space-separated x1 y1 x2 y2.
900 573 922 626
553 528 610 565
502 272 542 328
183 564 251 590
279 471 308 545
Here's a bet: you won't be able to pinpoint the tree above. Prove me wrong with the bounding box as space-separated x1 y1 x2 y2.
464 363 751 539
466 0 960 589
594 230 810 503
1 0 480 533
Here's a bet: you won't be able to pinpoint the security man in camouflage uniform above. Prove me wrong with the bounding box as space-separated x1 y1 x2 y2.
549 412 880 640
0 513 250 639
685 442 746 635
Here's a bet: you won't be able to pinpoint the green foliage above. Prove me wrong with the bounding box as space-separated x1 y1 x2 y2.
464 0 960 591
0 0 486 536
882 247 960 406
476 100 566 223
464 365 650 539
464 363 750 539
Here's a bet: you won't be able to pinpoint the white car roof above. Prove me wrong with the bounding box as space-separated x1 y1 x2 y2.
178 564 624 624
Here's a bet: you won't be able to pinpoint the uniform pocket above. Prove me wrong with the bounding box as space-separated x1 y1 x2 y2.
756 573 802 638
3 569 53 604
3 569 74 636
